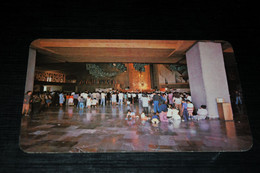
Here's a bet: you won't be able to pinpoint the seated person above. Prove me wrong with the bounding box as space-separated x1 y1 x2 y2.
151 112 160 124
140 111 150 120
159 111 169 122
167 104 181 120
125 110 135 120
194 105 208 120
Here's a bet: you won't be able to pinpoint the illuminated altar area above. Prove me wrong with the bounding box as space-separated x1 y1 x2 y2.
128 63 151 91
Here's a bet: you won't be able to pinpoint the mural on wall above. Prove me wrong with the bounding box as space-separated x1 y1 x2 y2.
34 70 65 83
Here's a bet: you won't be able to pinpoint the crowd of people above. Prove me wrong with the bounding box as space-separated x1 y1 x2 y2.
22 89 209 124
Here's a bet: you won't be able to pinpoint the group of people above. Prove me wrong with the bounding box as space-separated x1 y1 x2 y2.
22 90 208 123
124 91 209 125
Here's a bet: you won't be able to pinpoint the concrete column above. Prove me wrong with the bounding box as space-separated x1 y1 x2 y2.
186 42 230 118
24 48 36 93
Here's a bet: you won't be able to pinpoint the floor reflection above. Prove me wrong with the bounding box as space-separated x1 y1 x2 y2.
20 103 252 153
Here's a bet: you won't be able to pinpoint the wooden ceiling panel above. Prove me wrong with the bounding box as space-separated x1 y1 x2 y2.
45 47 175 59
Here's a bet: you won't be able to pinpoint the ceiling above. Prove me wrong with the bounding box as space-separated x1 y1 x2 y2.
31 39 233 72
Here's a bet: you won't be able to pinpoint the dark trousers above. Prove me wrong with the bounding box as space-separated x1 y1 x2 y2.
143 107 148 114
74 99 78 106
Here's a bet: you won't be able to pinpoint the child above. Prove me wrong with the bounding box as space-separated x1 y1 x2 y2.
151 112 160 124
187 100 194 119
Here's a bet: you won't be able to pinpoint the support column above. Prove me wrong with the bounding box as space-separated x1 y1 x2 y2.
24 48 36 93
186 42 231 118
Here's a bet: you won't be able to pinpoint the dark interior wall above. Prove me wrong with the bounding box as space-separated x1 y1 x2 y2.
223 52 244 113
76 67 129 92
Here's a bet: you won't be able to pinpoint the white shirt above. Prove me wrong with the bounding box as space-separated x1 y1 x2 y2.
91 99 98 105
197 108 208 116
138 93 142 99
187 96 192 102
167 108 181 120
173 97 182 104
112 94 116 100
101 93 106 99
142 97 149 107
118 93 124 99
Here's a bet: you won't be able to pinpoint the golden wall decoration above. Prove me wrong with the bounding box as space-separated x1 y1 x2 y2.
34 70 66 83
128 63 151 91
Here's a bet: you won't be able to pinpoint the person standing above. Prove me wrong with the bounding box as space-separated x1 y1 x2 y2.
152 93 160 113
181 100 189 121
187 100 194 119
118 92 124 105
106 92 111 105
59 92 65 107
86 96 92 109
100 92 106 106
111 92 117 106
142 93 149 114
127 92 132 104
22 91 32 116
73 92 79 107
173 94 182 111
45 93 52 108
132 92 136 104
168 92 173 105
138 92 143 104
96 92 101 105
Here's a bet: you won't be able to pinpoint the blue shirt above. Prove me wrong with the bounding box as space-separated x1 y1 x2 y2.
182 102 187 109
152 115 159 120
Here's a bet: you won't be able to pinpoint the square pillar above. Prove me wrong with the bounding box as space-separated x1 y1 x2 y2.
24 48 36 93
186 42 231 118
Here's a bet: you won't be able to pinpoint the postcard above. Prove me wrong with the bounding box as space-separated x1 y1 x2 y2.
20 39 252 153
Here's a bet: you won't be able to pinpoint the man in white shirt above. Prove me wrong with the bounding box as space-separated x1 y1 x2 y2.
132 92 136 104
138 92 143 104
100 92 106 106
118 92 124 105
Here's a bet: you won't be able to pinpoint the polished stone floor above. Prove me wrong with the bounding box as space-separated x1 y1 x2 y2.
20 103 252 153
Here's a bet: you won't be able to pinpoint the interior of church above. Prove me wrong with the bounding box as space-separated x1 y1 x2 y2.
19 39 252 153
